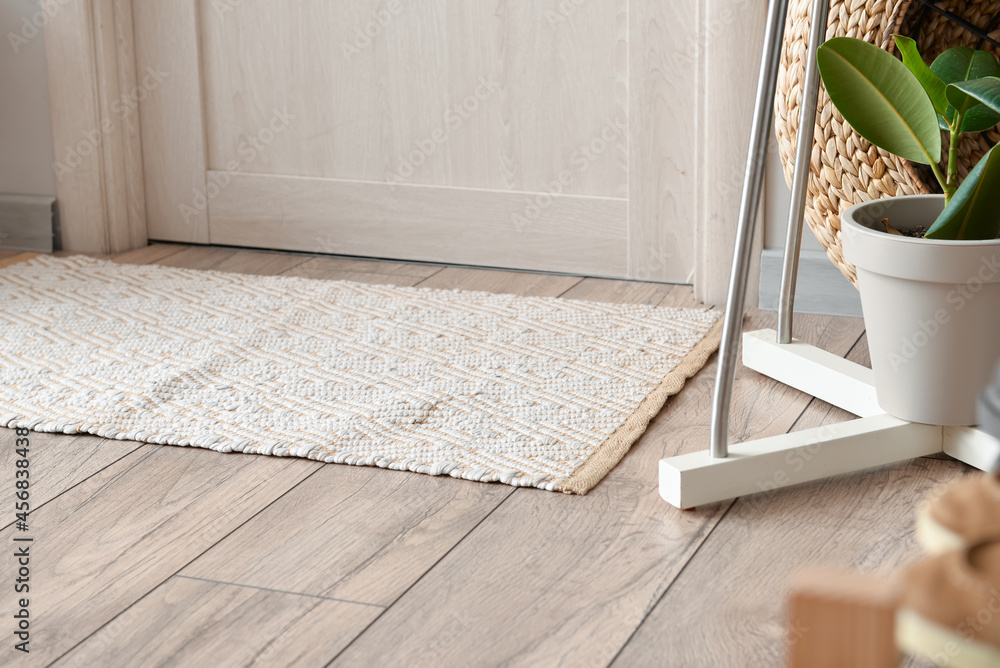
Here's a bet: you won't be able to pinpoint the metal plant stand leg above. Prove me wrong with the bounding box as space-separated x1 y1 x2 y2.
710 0 792 459
777 0 830 344
659 0 1000 509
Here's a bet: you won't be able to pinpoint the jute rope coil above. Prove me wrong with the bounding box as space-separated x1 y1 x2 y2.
774 0 1000 287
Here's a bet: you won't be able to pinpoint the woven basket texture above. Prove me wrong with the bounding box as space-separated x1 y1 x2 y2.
775 0 1000 286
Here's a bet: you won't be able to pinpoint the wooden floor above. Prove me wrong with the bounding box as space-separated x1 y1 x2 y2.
0 244 962 667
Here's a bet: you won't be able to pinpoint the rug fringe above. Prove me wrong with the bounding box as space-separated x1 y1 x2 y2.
555 316 724 495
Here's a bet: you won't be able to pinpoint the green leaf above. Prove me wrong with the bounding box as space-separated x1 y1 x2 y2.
960 105 1000 134
931 47 1000 84
931 47 1000 133
894 35 949 118
817 37 941 165
948 76 1000 117
925 144 1000 240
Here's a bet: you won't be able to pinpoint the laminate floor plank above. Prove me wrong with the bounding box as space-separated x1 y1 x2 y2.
657 284 707 310
611 332 964 668
53 250 106 258
414 266 583 296
329 301 865 666
0 445 319 666
168 248 312 275
181 464 512 607
108 243 190 265
560 277 680 306
0 430 141 529
0 252 38 269
280 256 441 286
612 457 963 668
54 576 382 668
284 255 443 280
148 245 240 270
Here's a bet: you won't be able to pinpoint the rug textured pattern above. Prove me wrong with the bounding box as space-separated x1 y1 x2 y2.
0 255 722 493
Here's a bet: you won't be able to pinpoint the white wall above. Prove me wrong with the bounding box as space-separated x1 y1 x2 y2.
0 0 56 197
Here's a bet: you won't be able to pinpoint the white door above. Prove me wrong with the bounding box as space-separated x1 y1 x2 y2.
134 1 698 281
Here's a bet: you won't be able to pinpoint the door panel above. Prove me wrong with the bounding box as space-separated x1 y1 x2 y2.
200 1 628 198
134 0 209 243
136 0 697 282
209 173 628 275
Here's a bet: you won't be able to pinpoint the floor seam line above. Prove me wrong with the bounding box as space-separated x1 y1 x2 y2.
556 276 588 298
45 462 325 666
606 500 738 668
0 441 147 534
172 574 386 608
322 488 518 667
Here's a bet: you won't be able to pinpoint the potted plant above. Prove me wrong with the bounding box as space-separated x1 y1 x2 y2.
817 36 1000 426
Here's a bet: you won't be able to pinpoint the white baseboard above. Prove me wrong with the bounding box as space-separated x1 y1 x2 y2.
758 248 862 318
0 194 56 253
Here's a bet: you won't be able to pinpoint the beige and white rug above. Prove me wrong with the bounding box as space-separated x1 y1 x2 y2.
0 254 721 493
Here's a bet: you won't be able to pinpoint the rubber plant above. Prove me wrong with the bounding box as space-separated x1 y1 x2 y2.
817 36 1000 240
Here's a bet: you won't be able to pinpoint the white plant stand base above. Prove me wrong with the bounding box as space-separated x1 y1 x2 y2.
669 0 1000 511
659 329 1000 509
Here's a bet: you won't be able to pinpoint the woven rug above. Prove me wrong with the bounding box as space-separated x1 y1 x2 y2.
0 254 722 494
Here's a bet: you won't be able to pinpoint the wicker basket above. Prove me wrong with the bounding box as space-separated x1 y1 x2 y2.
774 0 1000 287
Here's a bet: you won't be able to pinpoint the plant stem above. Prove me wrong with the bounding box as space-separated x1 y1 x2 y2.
943 112 965 205
930 161 952 202
948 135 960 183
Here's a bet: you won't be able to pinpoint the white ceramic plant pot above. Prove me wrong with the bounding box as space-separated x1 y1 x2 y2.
842 195 1000 426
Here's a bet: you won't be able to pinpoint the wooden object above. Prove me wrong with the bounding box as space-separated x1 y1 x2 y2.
787 568 900 668
44 2 775 295
628 0 696 284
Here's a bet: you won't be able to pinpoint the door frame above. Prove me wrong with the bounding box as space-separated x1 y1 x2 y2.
45 0 146 255
46 0 766 304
